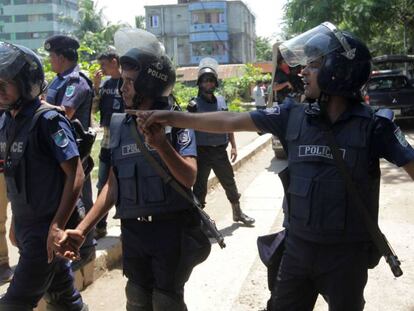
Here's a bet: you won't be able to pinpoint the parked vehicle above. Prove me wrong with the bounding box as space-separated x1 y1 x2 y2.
362 70 414 120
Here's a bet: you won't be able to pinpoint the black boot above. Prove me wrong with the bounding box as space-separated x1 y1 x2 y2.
231 202 255 226
153 290 187 311
125 281 153 311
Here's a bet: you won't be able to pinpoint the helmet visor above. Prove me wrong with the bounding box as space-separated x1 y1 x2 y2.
114 28 165 59
280 23 343 67
0 42 26 80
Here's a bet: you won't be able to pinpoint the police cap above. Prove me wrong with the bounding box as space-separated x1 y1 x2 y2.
44 35 80 52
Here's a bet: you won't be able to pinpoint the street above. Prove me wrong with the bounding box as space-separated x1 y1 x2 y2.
79 135 414 311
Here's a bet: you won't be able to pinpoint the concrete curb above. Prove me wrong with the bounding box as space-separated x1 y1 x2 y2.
76 134 273 291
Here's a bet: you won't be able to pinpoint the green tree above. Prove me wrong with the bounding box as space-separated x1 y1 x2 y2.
255 36 273 62
135 16 146 29
75 0 104 38
283 0 414 55
73 0 128 59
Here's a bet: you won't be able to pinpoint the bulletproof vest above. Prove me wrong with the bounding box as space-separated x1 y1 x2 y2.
284 104 380 243
188 95 228 146
99 78 124 127
46 67 93 128
0 107 65 221
109 113 192 219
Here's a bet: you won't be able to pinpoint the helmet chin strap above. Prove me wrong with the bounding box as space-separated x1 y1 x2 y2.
317 92 331 123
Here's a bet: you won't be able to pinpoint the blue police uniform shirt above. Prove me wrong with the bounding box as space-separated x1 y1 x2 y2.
99 78 124 127
0 99 79 221
250 100 414 243
46 65 93 128
250 101 414 167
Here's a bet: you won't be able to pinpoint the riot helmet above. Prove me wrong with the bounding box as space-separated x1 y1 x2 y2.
0 42 45 109
116 29 176 101
279 22 371 100
197 57 219 90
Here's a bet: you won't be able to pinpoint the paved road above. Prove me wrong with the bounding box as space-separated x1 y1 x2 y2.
3 130 414 310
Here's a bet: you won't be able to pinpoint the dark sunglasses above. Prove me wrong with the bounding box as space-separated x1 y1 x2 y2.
200 77 216 83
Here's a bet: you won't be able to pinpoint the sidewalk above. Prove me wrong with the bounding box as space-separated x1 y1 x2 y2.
0 132 272 309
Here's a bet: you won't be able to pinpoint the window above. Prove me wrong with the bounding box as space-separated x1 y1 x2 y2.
0 15 11 22
15 31 52 39
16 32 31 39
368 76 408 91
205 13 211 23
0 33 10 40
15 15 28 22
150 15 159 28
192 41 226 57
191 10 224 25
14 0 28 4
192 13 199 24
219 13 225 24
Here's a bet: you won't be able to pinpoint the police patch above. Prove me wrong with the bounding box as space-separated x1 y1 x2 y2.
264 106 280 115
177 129 191 147
394 127 408 147
65 85 75 97
51 129 69 148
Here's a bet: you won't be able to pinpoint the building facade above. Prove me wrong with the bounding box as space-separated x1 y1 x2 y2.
0 0 78 50
145 0 256 66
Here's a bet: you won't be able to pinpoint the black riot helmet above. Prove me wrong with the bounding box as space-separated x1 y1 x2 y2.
280 22 371 100
0 41 46 109
118 29 176 101
197 57 219 88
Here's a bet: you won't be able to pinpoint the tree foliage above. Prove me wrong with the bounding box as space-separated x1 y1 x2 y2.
283 0 414 55
255 36 273 62
135 16 146 29
74 0 128 60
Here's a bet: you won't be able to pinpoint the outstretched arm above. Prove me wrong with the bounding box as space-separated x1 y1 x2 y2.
131 110 260 134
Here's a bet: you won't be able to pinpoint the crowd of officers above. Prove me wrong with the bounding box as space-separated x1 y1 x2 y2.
0 22 414 311
0 28 254 310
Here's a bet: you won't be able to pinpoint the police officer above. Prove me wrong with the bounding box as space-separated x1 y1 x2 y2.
0 112 13 284
0 42 87 310
58 30 210 311
44 35 96 269
138 22 414 310
188 57 255 226
92 51 124 239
